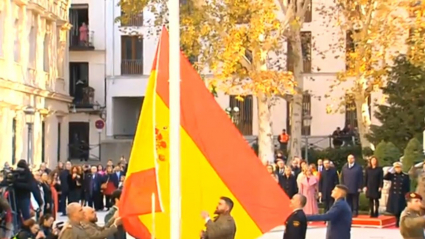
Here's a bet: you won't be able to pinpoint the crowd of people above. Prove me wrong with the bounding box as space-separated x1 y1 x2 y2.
266 152 412 228
0 157 128 239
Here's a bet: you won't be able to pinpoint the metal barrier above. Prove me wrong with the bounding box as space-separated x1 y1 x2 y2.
67 144 101 161
245 135 358 150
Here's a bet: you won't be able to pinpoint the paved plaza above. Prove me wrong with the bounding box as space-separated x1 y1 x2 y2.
57 212 404 239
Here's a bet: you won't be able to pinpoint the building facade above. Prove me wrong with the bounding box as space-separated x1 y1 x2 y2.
101 1 394 159
0 0 72 167
67 0 107 161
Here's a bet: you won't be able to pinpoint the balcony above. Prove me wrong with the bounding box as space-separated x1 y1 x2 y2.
121 59 143 75
69 30 94 51
120 13 143 27
70 86 98 112
26 0 69 22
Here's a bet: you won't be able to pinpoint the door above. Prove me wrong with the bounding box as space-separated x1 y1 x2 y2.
68 122 90 159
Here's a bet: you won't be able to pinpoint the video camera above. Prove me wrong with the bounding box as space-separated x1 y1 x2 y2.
3 168 25 186
54 221 65 231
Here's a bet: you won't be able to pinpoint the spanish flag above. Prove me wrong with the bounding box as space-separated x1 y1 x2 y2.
120 27 291 239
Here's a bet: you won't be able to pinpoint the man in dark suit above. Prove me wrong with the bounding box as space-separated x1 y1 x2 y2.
340 154 363 216
275 160 285 176
279 167 298 199
290 158 301 178
59 161 71 216
307 184 353 239
319 159 339 212
114 165 124 188
283 194 307 239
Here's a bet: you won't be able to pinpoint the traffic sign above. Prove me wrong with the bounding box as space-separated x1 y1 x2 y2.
95 119 105 131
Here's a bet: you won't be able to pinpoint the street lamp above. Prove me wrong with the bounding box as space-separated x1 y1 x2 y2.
23 106 36 165
302 111 313 163
225 107 240 124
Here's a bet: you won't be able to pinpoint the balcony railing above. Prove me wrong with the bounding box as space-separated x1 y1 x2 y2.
121 14 143 27
121 59 143 75
69 30 95 50
72 86 95 108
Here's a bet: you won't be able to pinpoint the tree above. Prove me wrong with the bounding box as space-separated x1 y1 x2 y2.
323 0 409 149
117 0 321 163
402 138 423 173
368 56 425 151
407 1 425 65
373 141 401 166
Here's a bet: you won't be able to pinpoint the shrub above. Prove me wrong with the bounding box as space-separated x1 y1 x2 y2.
374 141 401 166
402 138 423 172
303 146 368 171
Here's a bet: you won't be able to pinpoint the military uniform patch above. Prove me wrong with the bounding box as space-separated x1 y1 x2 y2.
293 221 300 227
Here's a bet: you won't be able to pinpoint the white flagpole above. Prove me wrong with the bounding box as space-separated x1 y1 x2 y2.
168 0 182 237
151 193 156 239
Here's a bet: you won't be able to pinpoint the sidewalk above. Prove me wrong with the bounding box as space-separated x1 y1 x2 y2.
258 226 403 239
73 212 404 239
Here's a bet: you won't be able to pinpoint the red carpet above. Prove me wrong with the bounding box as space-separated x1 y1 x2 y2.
352 215 396 228
307 215 396 229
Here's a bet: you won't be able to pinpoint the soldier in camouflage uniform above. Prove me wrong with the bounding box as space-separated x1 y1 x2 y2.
400 192 425 239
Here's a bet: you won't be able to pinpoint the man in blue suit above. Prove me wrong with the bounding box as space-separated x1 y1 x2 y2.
306 184 352 239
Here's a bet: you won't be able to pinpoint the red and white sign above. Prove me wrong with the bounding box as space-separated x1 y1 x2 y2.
95 119 105 132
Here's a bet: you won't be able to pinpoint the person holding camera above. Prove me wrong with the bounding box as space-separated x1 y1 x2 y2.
39 214 60 239
14 160 37 221
15 219 45 239
67 166 83 203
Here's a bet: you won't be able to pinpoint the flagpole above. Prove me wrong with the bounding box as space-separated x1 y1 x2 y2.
168 0 182 237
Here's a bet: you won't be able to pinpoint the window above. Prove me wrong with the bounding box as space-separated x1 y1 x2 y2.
69 4 94 49
302 93 311 136
27 123 34 165
43 33 50 72
346 30 355 70
70 62 92 107
286 92 311 135
408 28 425 45
69 122 90 159
41 121 45 163
14 19 20 62
229 95 253 135
287 0 312 23
12 118 16 164
120 11 143 27
57 122 61 161
121 36 143 75
345 94 371 127
287 31 312 73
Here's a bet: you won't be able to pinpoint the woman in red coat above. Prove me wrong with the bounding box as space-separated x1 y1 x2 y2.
48 175 59 220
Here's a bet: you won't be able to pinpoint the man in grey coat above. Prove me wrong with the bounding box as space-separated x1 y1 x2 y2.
105 189 127 239
340 154 363 217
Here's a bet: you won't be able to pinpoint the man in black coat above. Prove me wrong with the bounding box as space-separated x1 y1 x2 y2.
385 162 410 227
319 159 339 212
283 194 307 239
279 167 298 199
340 154 363 216
59 161 71 215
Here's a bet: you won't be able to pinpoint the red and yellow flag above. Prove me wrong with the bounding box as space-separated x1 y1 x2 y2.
120 27 291 239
